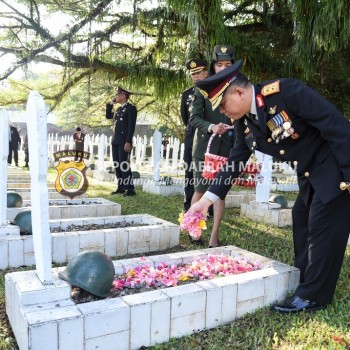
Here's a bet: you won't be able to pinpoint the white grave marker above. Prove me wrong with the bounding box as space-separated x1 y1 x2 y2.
152 130 162 181
255 150 273 202
0 110 9 226
27 91 52 284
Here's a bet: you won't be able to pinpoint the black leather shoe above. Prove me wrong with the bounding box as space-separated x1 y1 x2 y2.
124 190 136 196
188 236 204 246
208 241 220 248
272 295 325 313
110 189 125 195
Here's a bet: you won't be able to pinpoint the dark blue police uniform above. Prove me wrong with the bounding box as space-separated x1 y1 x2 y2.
196 62 350 311
106 101 137 193
180 86 196 211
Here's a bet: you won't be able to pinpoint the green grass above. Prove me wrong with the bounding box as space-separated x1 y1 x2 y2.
0 177 349 350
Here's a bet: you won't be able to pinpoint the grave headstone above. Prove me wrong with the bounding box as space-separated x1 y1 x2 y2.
27 90 52 284
97 133 106 171
152 130 162 181
255 150 273 202
0 110 9 226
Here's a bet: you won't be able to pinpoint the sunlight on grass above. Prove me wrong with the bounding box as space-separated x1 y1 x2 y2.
0 176 349 350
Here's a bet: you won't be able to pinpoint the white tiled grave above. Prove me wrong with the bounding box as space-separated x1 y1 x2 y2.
225 190 256 208
240 200 293 227
5 246 299 350
7 182 55 188
0 214 179 269
15 191 87 201
6 198 121 221
142 181 184 196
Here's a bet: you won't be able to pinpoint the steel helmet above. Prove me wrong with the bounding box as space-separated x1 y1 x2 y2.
7 191 23 208
13 210 32 234
59 251 115 298
269 194 288 209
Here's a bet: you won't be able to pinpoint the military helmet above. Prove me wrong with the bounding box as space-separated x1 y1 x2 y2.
59 251 115 298
13 210 32 234
269 194 288 209
7 191 23 208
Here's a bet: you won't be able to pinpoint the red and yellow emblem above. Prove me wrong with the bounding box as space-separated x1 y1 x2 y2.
55 160 89 198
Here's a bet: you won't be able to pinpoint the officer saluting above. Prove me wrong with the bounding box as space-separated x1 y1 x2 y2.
106 86 137 196
190 60 350 313
180 58 208 212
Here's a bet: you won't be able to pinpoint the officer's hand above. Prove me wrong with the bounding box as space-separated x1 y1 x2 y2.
124 142 132 153
188 197 212 217
211 123 227 135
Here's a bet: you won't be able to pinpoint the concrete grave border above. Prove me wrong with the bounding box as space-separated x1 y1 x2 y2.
0 214 179 269
6 197 121 221
5 245 299 350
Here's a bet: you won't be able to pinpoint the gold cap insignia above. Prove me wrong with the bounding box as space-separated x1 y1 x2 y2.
220 46 227 53
190 61 197 68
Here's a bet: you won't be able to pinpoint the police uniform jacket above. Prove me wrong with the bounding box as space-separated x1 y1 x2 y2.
106 102 137 146
9 126 21 148
73 132 85 150
209 78 350 205
180 87 196 149
190 88 234 160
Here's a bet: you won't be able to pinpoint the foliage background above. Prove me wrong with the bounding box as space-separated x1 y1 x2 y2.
0 0 349 138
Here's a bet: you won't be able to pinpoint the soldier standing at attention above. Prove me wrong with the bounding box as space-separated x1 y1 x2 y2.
190 59 350 313
180 58 208 212
73 127 85 162
106 86 137 196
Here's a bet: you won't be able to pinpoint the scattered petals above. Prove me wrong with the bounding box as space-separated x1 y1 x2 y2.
112 254 260 292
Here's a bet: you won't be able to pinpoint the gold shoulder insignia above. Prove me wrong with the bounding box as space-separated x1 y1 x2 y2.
261 80 280 97
198 88 208 98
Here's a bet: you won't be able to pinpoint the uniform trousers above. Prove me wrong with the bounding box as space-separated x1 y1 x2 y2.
8 145 19 166
111 144 134 191
292 188 350 304
183 147 194 211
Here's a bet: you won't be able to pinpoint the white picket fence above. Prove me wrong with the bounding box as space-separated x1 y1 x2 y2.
46 132 185 174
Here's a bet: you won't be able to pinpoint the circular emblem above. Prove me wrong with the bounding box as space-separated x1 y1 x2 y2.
60 167 84 193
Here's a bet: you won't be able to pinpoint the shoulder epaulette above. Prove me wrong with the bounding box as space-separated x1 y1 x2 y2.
261 80 280 97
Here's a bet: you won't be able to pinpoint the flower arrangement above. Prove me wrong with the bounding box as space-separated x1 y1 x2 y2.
178 211 207 239
112 254 260 290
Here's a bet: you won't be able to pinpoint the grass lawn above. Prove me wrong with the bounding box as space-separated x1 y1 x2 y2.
0 176 349 350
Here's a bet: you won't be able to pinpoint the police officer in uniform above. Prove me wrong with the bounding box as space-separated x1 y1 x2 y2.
180 58 208 212
8 124 21 166
106 86 137 196
73 127 85 161
190 59 350 313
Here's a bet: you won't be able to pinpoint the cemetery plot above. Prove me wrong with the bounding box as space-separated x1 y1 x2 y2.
0 214 179 269
241 200 293 227
6 198 121 220
5 246 299 350
225 189 256 208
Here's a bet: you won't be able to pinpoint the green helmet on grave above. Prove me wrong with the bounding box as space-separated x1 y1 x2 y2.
58 251 115 298
13 210 32 234
7 192 23 208
269 194 288 209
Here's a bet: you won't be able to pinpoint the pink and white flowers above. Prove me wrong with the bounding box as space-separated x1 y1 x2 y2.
112 254 260 290
178 211 207 239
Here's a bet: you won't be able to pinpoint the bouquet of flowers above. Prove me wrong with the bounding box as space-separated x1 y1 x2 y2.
178 211 207 239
